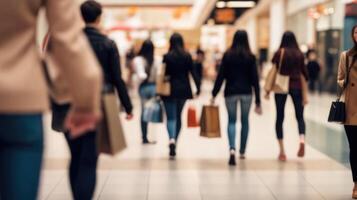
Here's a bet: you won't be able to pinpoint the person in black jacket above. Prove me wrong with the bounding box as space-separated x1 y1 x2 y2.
57 1 134 200
212 30 262 166
161 33 200 159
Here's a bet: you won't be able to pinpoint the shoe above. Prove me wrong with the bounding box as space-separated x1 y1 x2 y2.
353 190 357 199
278 153 287 162
229 154 236 166
169 143 176 158
239 154 246 160
143 140 157 145
297 143 305 157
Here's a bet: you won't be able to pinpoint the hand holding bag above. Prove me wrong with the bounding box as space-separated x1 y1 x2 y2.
328 54 352 123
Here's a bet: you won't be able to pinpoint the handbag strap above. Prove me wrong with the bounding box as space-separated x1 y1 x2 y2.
277 48 285 73
338 52 356 100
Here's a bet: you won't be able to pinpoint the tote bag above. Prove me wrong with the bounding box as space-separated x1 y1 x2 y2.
200 105 221 138
97 92 127 155
274 49 289 94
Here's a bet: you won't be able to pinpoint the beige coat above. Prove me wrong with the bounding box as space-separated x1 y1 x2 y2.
337 51 357 125
0 0 102 114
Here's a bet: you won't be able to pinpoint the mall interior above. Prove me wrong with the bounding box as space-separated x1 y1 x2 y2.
2 0 357 200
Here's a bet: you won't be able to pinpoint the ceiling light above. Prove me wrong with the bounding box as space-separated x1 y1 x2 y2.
216 1 226 8
226 1 256 8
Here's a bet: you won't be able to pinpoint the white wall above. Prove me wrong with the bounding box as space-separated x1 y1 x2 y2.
246 17 257 54
269 0 285 54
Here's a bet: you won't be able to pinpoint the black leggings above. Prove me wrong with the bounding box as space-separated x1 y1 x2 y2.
345 125 357 182
275 89 306 139
65 131 98 200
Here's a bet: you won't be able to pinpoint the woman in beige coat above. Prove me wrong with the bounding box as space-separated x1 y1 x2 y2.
0 1 102 199
337 24 357 199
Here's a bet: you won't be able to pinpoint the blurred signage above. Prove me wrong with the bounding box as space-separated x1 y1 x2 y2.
346 3 357 17
215 9 236 24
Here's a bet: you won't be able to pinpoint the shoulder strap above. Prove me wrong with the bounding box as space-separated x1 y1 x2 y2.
278 48 285 73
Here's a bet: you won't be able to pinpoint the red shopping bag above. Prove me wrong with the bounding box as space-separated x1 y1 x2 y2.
187 106 199 128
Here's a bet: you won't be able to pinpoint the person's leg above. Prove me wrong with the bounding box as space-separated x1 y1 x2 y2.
64 132 82 196
274 94 287 160
139 84 150 143
345 126 357 183
225 96 238 165
70 131 98 200
239 95 253 156
175 100 186 141
0 114 43 200
225 96 238 151
163 99 178 158
290 89 306 157
163 100 177 140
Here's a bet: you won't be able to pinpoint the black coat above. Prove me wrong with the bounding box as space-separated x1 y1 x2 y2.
84 27 133 114
162 51 200 100
212 51 261 106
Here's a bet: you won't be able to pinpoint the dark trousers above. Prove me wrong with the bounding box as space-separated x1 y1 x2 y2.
0 114 43 200
275 89 306 139
65 131 98 200
345 125 357 182
163 99 186 140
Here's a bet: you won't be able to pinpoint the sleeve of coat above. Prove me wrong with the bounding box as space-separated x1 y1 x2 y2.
109 41 133 114
45 0 102 115
337 52 346 88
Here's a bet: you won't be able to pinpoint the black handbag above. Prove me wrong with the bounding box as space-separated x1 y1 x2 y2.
328 54 353 123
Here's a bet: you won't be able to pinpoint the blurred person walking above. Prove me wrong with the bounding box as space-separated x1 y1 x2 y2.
133 39 159 144
306 50 321 92
194 47 206 87
160 33 201 159
0 1 102 199
51 1 134 200
267 31 308 161
337 25 357 199
211 30 262 166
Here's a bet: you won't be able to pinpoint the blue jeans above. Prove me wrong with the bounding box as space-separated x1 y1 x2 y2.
225 95 252 154
139 83 156 142
163 99 186 140
0 114 43 200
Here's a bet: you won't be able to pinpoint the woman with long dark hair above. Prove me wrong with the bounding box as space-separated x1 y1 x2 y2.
161 33 200 158
337 24 357 199
270 31 308 161
133 39 159 144
212 30 262 166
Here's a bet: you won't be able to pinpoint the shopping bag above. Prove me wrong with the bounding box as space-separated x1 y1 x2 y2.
143 98 164 123
187 106 199 128
264 66 277 93
156 64 171 96
274 73 289 94
200 105 221 138
97 92 127 155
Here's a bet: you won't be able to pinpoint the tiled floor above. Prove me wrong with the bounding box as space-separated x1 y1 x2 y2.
39 81 353 200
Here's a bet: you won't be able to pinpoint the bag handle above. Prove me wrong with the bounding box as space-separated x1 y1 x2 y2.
277 48 285 74
337 53 355 100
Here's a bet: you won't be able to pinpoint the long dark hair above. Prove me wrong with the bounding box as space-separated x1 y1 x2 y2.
229 30 252 58
138 39 154 67
279 31 300 50
169 33 185 54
